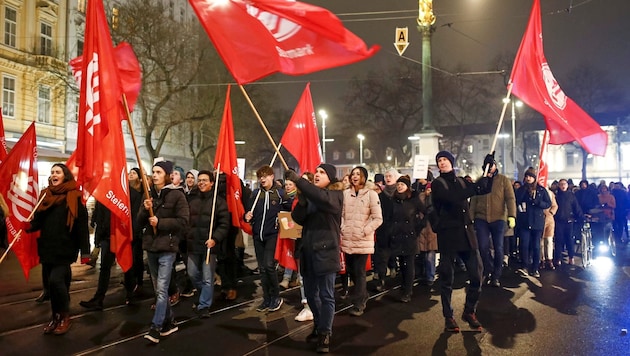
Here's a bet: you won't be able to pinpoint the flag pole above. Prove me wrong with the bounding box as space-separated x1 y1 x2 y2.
247 149 283 216
238 85 289 170
206 164 221 265
484 85 514 176
0 192 46 265
122 94 156 234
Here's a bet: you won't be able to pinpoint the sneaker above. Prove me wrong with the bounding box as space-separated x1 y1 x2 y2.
517 268 529 277
374 280 385 292
256 299 271 312
491 279 501 288
195 307 211 318
295 306 314 322
400 294 411 303
79 297 104 311
462 312 482 330
279 278 290 289
180 288 196 298
316 333 331 353
160 322 179 336
348 306 364 316
144 328 161 344
339 289 349 300
444 317 460 332
530 270 541 278
268 297 283 312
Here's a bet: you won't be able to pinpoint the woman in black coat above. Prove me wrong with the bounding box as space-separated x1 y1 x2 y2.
29 163 89 335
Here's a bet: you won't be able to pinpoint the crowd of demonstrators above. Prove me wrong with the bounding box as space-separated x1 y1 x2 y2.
28 163 90 335
340 166 382 315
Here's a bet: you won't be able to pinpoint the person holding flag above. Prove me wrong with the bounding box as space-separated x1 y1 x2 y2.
28 163 90 335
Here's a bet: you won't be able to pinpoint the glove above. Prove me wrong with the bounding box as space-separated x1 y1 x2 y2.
507 216 516 229
482 151 496 174
284 169 300 183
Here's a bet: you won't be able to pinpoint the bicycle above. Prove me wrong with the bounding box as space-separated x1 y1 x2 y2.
578 218 594 268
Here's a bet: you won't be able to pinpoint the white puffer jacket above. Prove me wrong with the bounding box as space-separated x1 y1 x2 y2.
341 182 383 254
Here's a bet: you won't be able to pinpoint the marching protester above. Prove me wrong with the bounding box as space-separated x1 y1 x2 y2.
128 168 146 295
285 163 344 353
186 170 230 317
184 169 199 195
340 166 382 315
416 171 438 286
28 163 90 335
431 151 496 332
139 161 189 344
553 179 583 267
215 173 243 301
541 187 558 270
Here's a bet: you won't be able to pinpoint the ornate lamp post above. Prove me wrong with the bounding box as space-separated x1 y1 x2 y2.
418 0 436 132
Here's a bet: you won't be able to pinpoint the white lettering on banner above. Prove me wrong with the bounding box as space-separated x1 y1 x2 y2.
5 217 19 238
86 53 101 136
106 190 130 217
276 44 314 59
541 63 567 110
246 5 301 42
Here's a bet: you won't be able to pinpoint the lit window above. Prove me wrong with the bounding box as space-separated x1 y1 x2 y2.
38 85 51 124
40 22 52 56
4 7 17 47
2 76 16 118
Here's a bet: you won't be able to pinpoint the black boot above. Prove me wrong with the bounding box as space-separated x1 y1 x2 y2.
35 290 50 304
306 327 319 343
316 333 330 353
79 297 104 311
375 279 385 292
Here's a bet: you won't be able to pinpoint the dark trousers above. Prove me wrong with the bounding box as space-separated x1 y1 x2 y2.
374 246 391 281
303 272 336 335
346 253 368 310
217 254 238 290
519 228 543 271
95 239 136 300
438 250 483 318
475 219 506 280
554 222 574 262
43 263 72 314
131 238 144 287
398 254 415 295
254 236 279 300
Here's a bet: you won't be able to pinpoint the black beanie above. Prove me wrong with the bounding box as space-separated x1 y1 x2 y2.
154 161 174 175
397 175 411 189
131 167 141 176
317 163 338 183
435 150 455 167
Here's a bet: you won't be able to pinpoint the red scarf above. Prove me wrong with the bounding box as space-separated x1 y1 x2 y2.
37 180 81 231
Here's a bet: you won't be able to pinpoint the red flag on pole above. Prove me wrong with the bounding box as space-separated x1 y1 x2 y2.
274 238 297 271
188 0 380 84
68 0 133 271
508 0 607 156
0 122 39 280
214 86 252 235
537 130 549 188
0 111 7 164
280 83 322 173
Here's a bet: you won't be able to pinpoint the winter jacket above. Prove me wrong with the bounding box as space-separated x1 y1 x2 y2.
30 196 89 265
186 189 230 256
245 187 291 242
417 189 438 252
515 184 551 231
431 170 494 252
387 190 423 256
375 190 394 249
292 179 344 278
554 189 583 223
543 188 558 237
469 173 516 223
597 192 615 221
138 185 190 253
92 201 111 246
340 182 382 255
575 187 600 214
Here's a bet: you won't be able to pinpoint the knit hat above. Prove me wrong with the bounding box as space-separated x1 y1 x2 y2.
396 175 411 189
130 167 141 176
435 150 455 167
374 173 384 184
353 166 368 181
317 163 338 183
523 167 537 180
154 160 174 175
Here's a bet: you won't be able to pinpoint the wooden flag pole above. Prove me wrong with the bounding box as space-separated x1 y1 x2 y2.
122 94 156 234
484 85 514 177
206 164 221 265
238 85 289 170
0 192 46 265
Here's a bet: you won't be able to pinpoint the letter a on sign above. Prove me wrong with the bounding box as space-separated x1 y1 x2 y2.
394 27 409 56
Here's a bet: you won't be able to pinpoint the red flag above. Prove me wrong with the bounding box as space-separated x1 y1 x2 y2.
537 130 549 188
69 0 133 271
188 0 380 84
280 83 322 173
0 123 39 280
0 111 7 164
274 238 297 271
508 0 607 156
214 86 252 235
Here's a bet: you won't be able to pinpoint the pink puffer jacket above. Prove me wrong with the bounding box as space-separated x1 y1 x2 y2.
341 182 383 255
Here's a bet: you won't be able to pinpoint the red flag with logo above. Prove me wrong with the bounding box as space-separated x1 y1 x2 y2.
280 83 322 173
508 0 607 156
68 0 133 271
0 123 39 280
188 0 380 84
537 130 549 188
214 86 252 235
0 111 7 164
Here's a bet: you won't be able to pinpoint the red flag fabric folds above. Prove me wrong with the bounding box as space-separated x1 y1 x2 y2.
214 86 252 235
274 238 297 271
508 0 607 156
537 130 549 188
0 123 39 280
0 111 7 164
188 0 380 84
280 83 322 173
69 0 133 271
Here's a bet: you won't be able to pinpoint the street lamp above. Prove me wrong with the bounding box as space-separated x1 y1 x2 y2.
318 110 328 163
357 134 365 165
503 98 523 181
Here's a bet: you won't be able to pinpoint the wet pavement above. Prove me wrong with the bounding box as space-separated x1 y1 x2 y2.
1 241 630 356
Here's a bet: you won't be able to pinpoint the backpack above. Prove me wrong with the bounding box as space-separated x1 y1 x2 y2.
427 176 467 232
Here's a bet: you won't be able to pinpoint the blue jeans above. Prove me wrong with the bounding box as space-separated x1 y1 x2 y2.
518 228 542 272
187 253 216 310
416 251 436 282
147 251 176 329
303 272 336 335
474 219 506 280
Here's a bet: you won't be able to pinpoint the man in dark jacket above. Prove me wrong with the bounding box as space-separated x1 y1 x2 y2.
186 170 229 317
286 163 344 354
553 178 583 266
431 151 495 333
244 165 291 313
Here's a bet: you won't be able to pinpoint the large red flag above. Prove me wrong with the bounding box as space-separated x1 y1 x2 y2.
0 123 39 280
537 130 549 188
69 0 133 271
188 0 380 84
0 111 7 164
214 86 252 235
508 0 607 156
280 83 322 173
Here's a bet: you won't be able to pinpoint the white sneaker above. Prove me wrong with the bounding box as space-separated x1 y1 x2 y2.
279 278 290 289
295 307 314 322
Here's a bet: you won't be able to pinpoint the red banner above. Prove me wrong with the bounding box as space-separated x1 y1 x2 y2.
274 237 297 271
537 130 549 188
188 0 379 84
509 0 607 156
0 111 7 164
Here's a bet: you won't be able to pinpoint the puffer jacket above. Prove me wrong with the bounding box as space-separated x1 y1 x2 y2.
138 184 190 253
186 189 230 255
341 181 383 255
543 188 558 237
417 189 438 252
